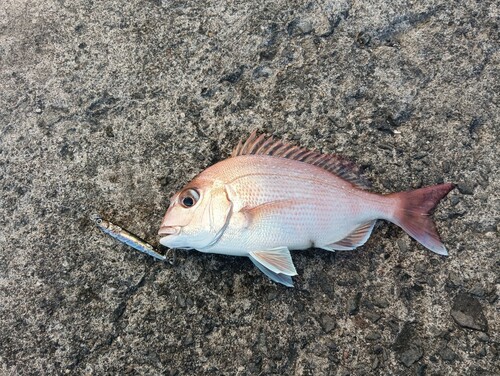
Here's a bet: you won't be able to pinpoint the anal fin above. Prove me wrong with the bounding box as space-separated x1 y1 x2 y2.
325 221 376 251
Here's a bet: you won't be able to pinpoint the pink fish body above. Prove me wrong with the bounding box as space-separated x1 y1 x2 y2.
159 132 454 286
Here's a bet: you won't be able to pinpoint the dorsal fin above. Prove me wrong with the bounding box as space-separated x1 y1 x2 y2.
231 130 370 189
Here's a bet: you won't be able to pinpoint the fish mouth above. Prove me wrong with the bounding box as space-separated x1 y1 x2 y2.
158 226 180 237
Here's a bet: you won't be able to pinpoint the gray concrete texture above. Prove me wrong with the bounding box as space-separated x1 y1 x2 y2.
0 0 498 374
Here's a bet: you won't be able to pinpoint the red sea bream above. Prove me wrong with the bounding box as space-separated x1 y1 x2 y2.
159 131 454 287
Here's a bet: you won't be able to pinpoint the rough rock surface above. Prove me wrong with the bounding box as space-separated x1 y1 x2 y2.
1 0 498 375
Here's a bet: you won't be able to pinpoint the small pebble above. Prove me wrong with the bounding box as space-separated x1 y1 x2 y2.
417 364 427 376
393 322 423 367
447 272 463 287
220 66 244 84
267 291 278 301
476 347 487 358
450 293 488 332
399 347 423 367
366 332 381 341
348 292 362 315
176 295 186 308
105 125 114 137
457 182 474 195
413 151 427 160
372 297 389 309
469 282 486 297
183 333 194 346
487 293 498 304
253 66 273 79
320 314 336 333
364 311 381 323
476 332 489 342
287 19 313 36
160 176 169 187
356 31 371 46
439 347 457 362
397 239 408 253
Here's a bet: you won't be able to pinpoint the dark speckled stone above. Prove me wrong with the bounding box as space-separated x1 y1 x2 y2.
451 293 489 332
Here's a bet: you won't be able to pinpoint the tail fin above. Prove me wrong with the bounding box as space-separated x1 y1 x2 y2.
389 183 455 255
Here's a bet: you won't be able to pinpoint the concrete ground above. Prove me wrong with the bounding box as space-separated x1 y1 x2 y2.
0 0 498 374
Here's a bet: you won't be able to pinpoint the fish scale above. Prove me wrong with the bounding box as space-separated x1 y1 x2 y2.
209 156 379 247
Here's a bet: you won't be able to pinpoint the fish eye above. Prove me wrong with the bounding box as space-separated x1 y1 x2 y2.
182 196 194 207
179 188 200 208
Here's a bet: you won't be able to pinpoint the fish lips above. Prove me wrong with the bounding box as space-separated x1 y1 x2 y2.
158 226 179 236
158 226 181 247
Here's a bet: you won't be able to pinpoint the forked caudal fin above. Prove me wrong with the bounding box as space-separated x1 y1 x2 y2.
389 183 455 255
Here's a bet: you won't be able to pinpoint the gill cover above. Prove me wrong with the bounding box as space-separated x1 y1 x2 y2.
200 183 234 248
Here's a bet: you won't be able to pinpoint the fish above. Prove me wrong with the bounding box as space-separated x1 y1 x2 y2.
158 131 454 287
93 214 174 263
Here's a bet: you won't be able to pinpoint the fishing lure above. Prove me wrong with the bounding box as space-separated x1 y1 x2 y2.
93 214 174 264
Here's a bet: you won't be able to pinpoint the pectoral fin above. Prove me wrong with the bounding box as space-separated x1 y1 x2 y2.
240 199 296 228
249 257 294 287
249 247 297 276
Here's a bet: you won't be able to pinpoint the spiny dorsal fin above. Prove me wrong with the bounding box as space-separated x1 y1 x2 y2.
231 130 370 189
